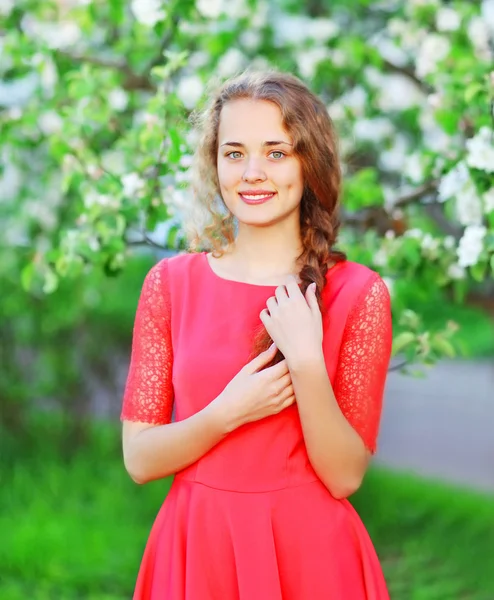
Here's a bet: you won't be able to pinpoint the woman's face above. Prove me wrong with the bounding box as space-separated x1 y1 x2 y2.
216 99 304 228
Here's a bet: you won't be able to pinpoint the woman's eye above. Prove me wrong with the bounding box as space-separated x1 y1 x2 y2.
227 151 243 159
270 150 285 159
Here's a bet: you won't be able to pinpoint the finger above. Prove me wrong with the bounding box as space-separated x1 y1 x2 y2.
264 358 289 378
246 343 277 373
305 282 319 311
266 296 278 315
274 394 296 413
285 275 302 299
277 383 294 401
275 285 289 304
275 372 292 391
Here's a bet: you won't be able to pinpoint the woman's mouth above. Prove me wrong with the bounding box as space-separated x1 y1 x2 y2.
238 191 276 205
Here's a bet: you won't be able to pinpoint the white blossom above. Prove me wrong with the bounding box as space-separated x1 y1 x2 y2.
0 0 14 17
404 153 425 183
447 263 466 280
466 127 494 172
370 35 408 66
197 0 248 19
84 191 119 210
327 100 345 122
443 236 456 250
40 59 58 92
329 49 347 67
438 161 470 201
427 92 443 109
408 0 439 7
382 277 394 295
415 34 451 78
481 0 494 33
353 117 394 142
436 7 461 32
108 88 129 112
455 180 483 226
306 18 340 43
375 73 425 111
467 17 493 61
457 225 486 267
196 0 224 18
421 233 441 259
22 18 81 49
239 30 261 51
373 248 388 267
176 75 204 109
273 15 338 46
131 0 166 26
340 86 367 117
101 150 126 175
419 108 459 154
122 173 145 197
382 186 398 212
296 47 330 78
404 228 424 239
38 111 63 135
217 48 246 77
379 135 409 172
483 188 494 213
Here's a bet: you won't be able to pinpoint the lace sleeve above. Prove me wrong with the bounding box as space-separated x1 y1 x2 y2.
120 259 173 424
333 273 392 454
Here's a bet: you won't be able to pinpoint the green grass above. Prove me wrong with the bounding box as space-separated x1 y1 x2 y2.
1 417 493 599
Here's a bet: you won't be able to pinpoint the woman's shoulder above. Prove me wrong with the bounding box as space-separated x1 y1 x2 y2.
325 259 387 305
327 259 378 284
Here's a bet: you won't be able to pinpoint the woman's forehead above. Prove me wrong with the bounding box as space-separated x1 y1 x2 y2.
218 99 291 145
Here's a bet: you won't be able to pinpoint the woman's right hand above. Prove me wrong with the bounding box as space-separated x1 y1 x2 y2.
210 344 296 432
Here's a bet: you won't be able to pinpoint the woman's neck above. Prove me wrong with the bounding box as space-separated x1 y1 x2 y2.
220 224 304 282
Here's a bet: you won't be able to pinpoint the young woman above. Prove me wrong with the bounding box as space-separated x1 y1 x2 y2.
121 70 392 599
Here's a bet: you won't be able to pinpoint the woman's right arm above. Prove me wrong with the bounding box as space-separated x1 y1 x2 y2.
121 259 295 484
123 342 291 484
122 406 227 484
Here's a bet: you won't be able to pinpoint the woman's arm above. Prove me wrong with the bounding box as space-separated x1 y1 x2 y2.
289 358 370 499
122 405 227 484
290 275 392 499
123 343 295 484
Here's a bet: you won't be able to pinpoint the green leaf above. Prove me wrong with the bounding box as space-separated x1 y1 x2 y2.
464 83 484 103
21 263 34 292
431 336 456 359
43 269 59 294
392 331 416 356
470 261 487 282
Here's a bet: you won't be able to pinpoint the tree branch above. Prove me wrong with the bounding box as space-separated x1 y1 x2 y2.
381 58 432 93
394 180 438 208
56 51 156 92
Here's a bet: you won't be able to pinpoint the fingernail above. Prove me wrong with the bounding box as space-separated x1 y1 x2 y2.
269 342 276 350
311 282 316 291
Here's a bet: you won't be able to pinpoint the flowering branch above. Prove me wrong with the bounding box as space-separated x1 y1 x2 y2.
56 51 156 91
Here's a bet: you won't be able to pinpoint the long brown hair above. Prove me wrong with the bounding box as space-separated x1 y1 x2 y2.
188 69 346 365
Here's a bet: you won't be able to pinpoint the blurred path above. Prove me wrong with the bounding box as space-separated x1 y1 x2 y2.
375 360 494 493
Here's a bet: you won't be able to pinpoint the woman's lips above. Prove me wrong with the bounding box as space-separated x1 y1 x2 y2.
238 192 276 205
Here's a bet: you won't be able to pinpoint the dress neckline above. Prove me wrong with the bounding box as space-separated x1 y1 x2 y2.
201 251 345 289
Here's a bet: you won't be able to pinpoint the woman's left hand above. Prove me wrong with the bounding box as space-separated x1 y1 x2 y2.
260 277 324 368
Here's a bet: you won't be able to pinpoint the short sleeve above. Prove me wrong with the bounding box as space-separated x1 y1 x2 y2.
333 273 392 454
120 259 173 425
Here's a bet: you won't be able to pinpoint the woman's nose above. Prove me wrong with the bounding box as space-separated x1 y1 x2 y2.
242 158 267 183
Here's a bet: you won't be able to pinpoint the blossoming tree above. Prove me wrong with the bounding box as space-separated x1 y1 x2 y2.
1 0 493 416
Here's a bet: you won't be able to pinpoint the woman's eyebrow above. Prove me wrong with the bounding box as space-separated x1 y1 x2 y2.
220 140 294 147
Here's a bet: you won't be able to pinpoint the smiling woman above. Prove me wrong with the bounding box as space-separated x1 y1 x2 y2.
216 99 304 226
120 70 392 599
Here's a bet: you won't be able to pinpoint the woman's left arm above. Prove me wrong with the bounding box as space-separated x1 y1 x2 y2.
261 273 392 499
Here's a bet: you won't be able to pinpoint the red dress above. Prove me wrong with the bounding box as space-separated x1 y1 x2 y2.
121 251 392 600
